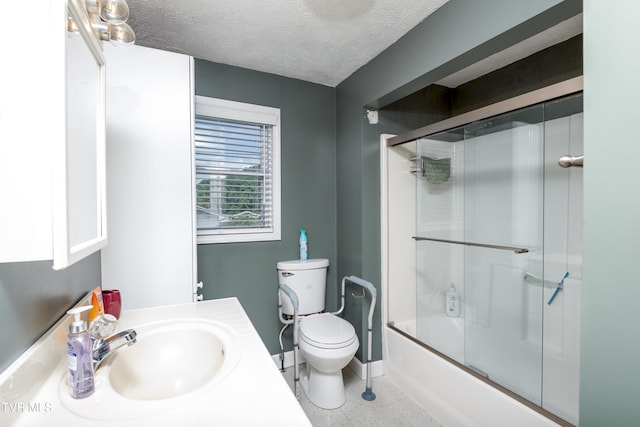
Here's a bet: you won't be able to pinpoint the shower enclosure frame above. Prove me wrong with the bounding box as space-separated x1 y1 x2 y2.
380 76 583 427
386 77 583 148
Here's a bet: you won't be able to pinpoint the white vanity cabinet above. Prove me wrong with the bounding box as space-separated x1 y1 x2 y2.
0 0 107 269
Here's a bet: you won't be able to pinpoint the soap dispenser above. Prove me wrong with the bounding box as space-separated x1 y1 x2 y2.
445 283 460 317
67 305 95 399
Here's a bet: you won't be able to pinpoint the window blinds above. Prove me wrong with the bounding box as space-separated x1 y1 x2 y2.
194 116 274 232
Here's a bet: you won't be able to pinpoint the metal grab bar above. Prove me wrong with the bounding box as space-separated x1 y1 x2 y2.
523 271 558 287
524 271 570 289
413 236 529 254
558 155 583 168
333 276 377 402
278 284 300 401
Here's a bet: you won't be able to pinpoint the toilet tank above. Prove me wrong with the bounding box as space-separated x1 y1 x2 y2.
277 259 329 316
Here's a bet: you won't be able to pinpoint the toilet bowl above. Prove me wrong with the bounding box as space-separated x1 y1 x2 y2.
277 258 359 409
298 313 358 409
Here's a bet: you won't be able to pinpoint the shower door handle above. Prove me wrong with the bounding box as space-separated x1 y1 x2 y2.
558 155 583 168
413 236 529 254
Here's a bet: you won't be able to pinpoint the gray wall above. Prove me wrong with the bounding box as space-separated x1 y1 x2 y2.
335 0 580 362
581 1 640 425
0 254 101 372
194 60 337 355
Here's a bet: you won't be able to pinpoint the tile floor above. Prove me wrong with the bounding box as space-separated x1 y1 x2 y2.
282 366 443 427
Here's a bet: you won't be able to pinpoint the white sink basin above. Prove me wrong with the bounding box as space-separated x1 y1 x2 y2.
108 321 227 400
60 319 239 420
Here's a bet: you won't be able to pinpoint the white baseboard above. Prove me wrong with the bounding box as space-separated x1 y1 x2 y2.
348 356 384 379
272 351 383 380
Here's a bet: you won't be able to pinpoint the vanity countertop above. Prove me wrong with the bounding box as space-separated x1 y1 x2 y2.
0 297 311 426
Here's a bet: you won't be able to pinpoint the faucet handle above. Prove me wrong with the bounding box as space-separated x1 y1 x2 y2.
89 314 118 338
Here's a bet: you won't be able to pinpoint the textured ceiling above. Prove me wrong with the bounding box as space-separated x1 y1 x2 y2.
126 0 449 87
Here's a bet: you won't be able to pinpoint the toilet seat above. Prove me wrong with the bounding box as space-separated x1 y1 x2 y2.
299 313 357 349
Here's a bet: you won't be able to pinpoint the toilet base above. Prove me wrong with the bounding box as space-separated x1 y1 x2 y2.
300 364 346 409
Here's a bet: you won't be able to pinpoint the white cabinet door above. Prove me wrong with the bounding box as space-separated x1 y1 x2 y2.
55 0 108 269
0 0 107 269
100 44 196 310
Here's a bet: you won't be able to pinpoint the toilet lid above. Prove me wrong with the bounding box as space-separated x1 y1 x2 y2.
276 258 329 271
300 313 356 348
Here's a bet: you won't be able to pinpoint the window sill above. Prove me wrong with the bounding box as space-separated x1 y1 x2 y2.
197 230 281 244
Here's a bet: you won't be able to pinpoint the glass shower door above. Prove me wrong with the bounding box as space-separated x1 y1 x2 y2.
415 104 545 405
410 93 582 423
462 105 545 405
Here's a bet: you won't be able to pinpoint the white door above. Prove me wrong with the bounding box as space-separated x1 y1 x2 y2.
101 44 196 309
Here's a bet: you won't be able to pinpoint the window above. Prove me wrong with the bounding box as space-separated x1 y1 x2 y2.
194 96 281 243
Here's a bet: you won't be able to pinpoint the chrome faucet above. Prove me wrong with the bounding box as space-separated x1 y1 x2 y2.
91 329 137 369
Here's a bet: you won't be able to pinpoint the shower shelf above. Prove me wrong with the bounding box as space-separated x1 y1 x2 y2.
412 236 529 254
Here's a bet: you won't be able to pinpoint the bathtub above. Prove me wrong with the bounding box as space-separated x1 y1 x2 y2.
382 321 563 427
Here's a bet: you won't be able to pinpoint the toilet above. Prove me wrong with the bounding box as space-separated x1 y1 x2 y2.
277 258 358 409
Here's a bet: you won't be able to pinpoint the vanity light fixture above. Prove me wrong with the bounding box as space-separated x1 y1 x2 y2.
98 0 130 24
69 0 135 46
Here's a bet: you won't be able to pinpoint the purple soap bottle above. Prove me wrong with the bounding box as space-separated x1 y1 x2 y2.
66 305 95 399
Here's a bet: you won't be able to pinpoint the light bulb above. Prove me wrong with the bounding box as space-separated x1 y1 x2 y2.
67 16 79 32
107 22 135 46
101 0 130 24
84 0 101 16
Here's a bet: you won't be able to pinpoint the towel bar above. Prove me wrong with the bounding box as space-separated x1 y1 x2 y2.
413 236 529 254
